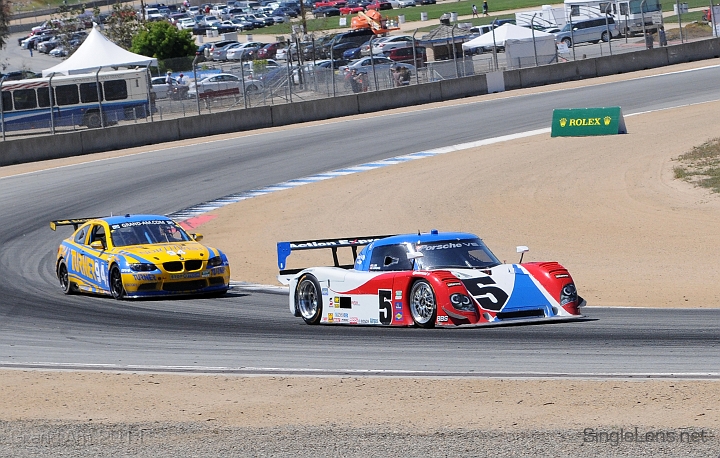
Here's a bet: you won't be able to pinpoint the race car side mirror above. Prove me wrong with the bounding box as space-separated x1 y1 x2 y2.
517 246 529 263
90 240 105 251
192 233 204 241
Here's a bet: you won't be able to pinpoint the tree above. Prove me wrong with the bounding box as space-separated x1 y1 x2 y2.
103 3 145 50
130 20 195 61
1 0 11 50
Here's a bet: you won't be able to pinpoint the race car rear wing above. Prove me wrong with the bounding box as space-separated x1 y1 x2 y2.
50 217 105 231
277 235 396 276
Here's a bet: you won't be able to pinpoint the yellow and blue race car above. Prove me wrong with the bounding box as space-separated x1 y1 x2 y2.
50 214 230 299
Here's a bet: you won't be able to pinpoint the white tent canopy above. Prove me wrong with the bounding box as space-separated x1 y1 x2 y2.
462 23 555 51
42 26 157 77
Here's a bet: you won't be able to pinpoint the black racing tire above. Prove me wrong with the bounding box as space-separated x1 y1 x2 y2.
601 31 609 42
57 260 74 295
409 279 437 328
295 274 323 324
562 37 572 48
109 265 126 300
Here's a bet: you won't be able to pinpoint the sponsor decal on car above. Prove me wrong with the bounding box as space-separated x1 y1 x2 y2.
322 288 329 295
328 313 333 322
350 317 358 324
133 274 156 281
395 313 403 320
395 302 402 309
360 319 369 324
437 315 449 322
370 318 379 324
170 273 202 279
395 291 402 299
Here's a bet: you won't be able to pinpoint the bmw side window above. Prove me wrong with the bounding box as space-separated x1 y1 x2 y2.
90 225 107 249
74 225 89 244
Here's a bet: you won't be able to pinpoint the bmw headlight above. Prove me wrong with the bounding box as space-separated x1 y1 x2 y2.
450 293 474 311
560 283 578 306
128 263 157 272
207 256 223 268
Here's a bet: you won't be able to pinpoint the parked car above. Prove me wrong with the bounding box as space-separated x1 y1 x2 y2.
384 46 426 66
226 41 266 60
339 55 414 74
365 1 392 10
272 6 298 17
212 41 243 61
325 28 375 59
150 76 190 100
313 6 341 17
144 7 165 21
554 17 618 47
396 0 415 7
177 17 197 29
188 73 244 98
256 42 288 59
238 14 267 27
339 3 364 13
371 35 413 54
206 39 239 59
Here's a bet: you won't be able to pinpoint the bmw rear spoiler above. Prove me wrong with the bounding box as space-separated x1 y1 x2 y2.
50 217 105 231
277 235 395 276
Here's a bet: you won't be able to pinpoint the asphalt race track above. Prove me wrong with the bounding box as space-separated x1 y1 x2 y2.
2 65 720 378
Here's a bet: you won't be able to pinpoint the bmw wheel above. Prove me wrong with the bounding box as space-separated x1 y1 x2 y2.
57 261 74 295
409 280 437 328
109 266 126 300
562 37 572 48
296 274 322 324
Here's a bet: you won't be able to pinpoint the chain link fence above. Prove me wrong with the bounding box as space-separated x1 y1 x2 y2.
2 24 716 140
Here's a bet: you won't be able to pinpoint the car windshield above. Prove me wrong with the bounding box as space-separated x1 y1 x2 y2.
110 219 192 247
414 238 500 270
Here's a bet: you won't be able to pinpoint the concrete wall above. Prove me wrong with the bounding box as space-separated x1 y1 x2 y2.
5 37 720 166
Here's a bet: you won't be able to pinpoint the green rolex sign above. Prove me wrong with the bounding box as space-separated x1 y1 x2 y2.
551 107 627 137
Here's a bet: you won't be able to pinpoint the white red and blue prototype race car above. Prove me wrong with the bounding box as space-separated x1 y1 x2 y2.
277 230 585 328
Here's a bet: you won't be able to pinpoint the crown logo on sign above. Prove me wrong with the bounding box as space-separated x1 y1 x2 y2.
559 118 567 127
604 116 611 126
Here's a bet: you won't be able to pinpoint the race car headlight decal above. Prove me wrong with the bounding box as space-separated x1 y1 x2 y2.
450 293 473 311
206 256 223 268
129 263 157 272
560 283 578 306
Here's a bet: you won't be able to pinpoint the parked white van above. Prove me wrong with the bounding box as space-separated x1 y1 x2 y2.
554 17 618 47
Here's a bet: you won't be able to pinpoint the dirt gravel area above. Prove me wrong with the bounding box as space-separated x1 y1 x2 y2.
0 371 718 456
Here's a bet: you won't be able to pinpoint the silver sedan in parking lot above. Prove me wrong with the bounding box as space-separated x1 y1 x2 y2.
188 73 244 98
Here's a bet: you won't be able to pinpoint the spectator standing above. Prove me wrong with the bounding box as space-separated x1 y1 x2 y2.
482 0 488 16
391 66 402 87
472 4 478 17
400 67 411 85
658 25 667 47
28 40 34 57
349 69 361 93
177 73 187 85
645 30 654 49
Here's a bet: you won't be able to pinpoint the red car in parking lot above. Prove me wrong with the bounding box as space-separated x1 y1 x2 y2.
385 46 427 67
256 42 288 59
